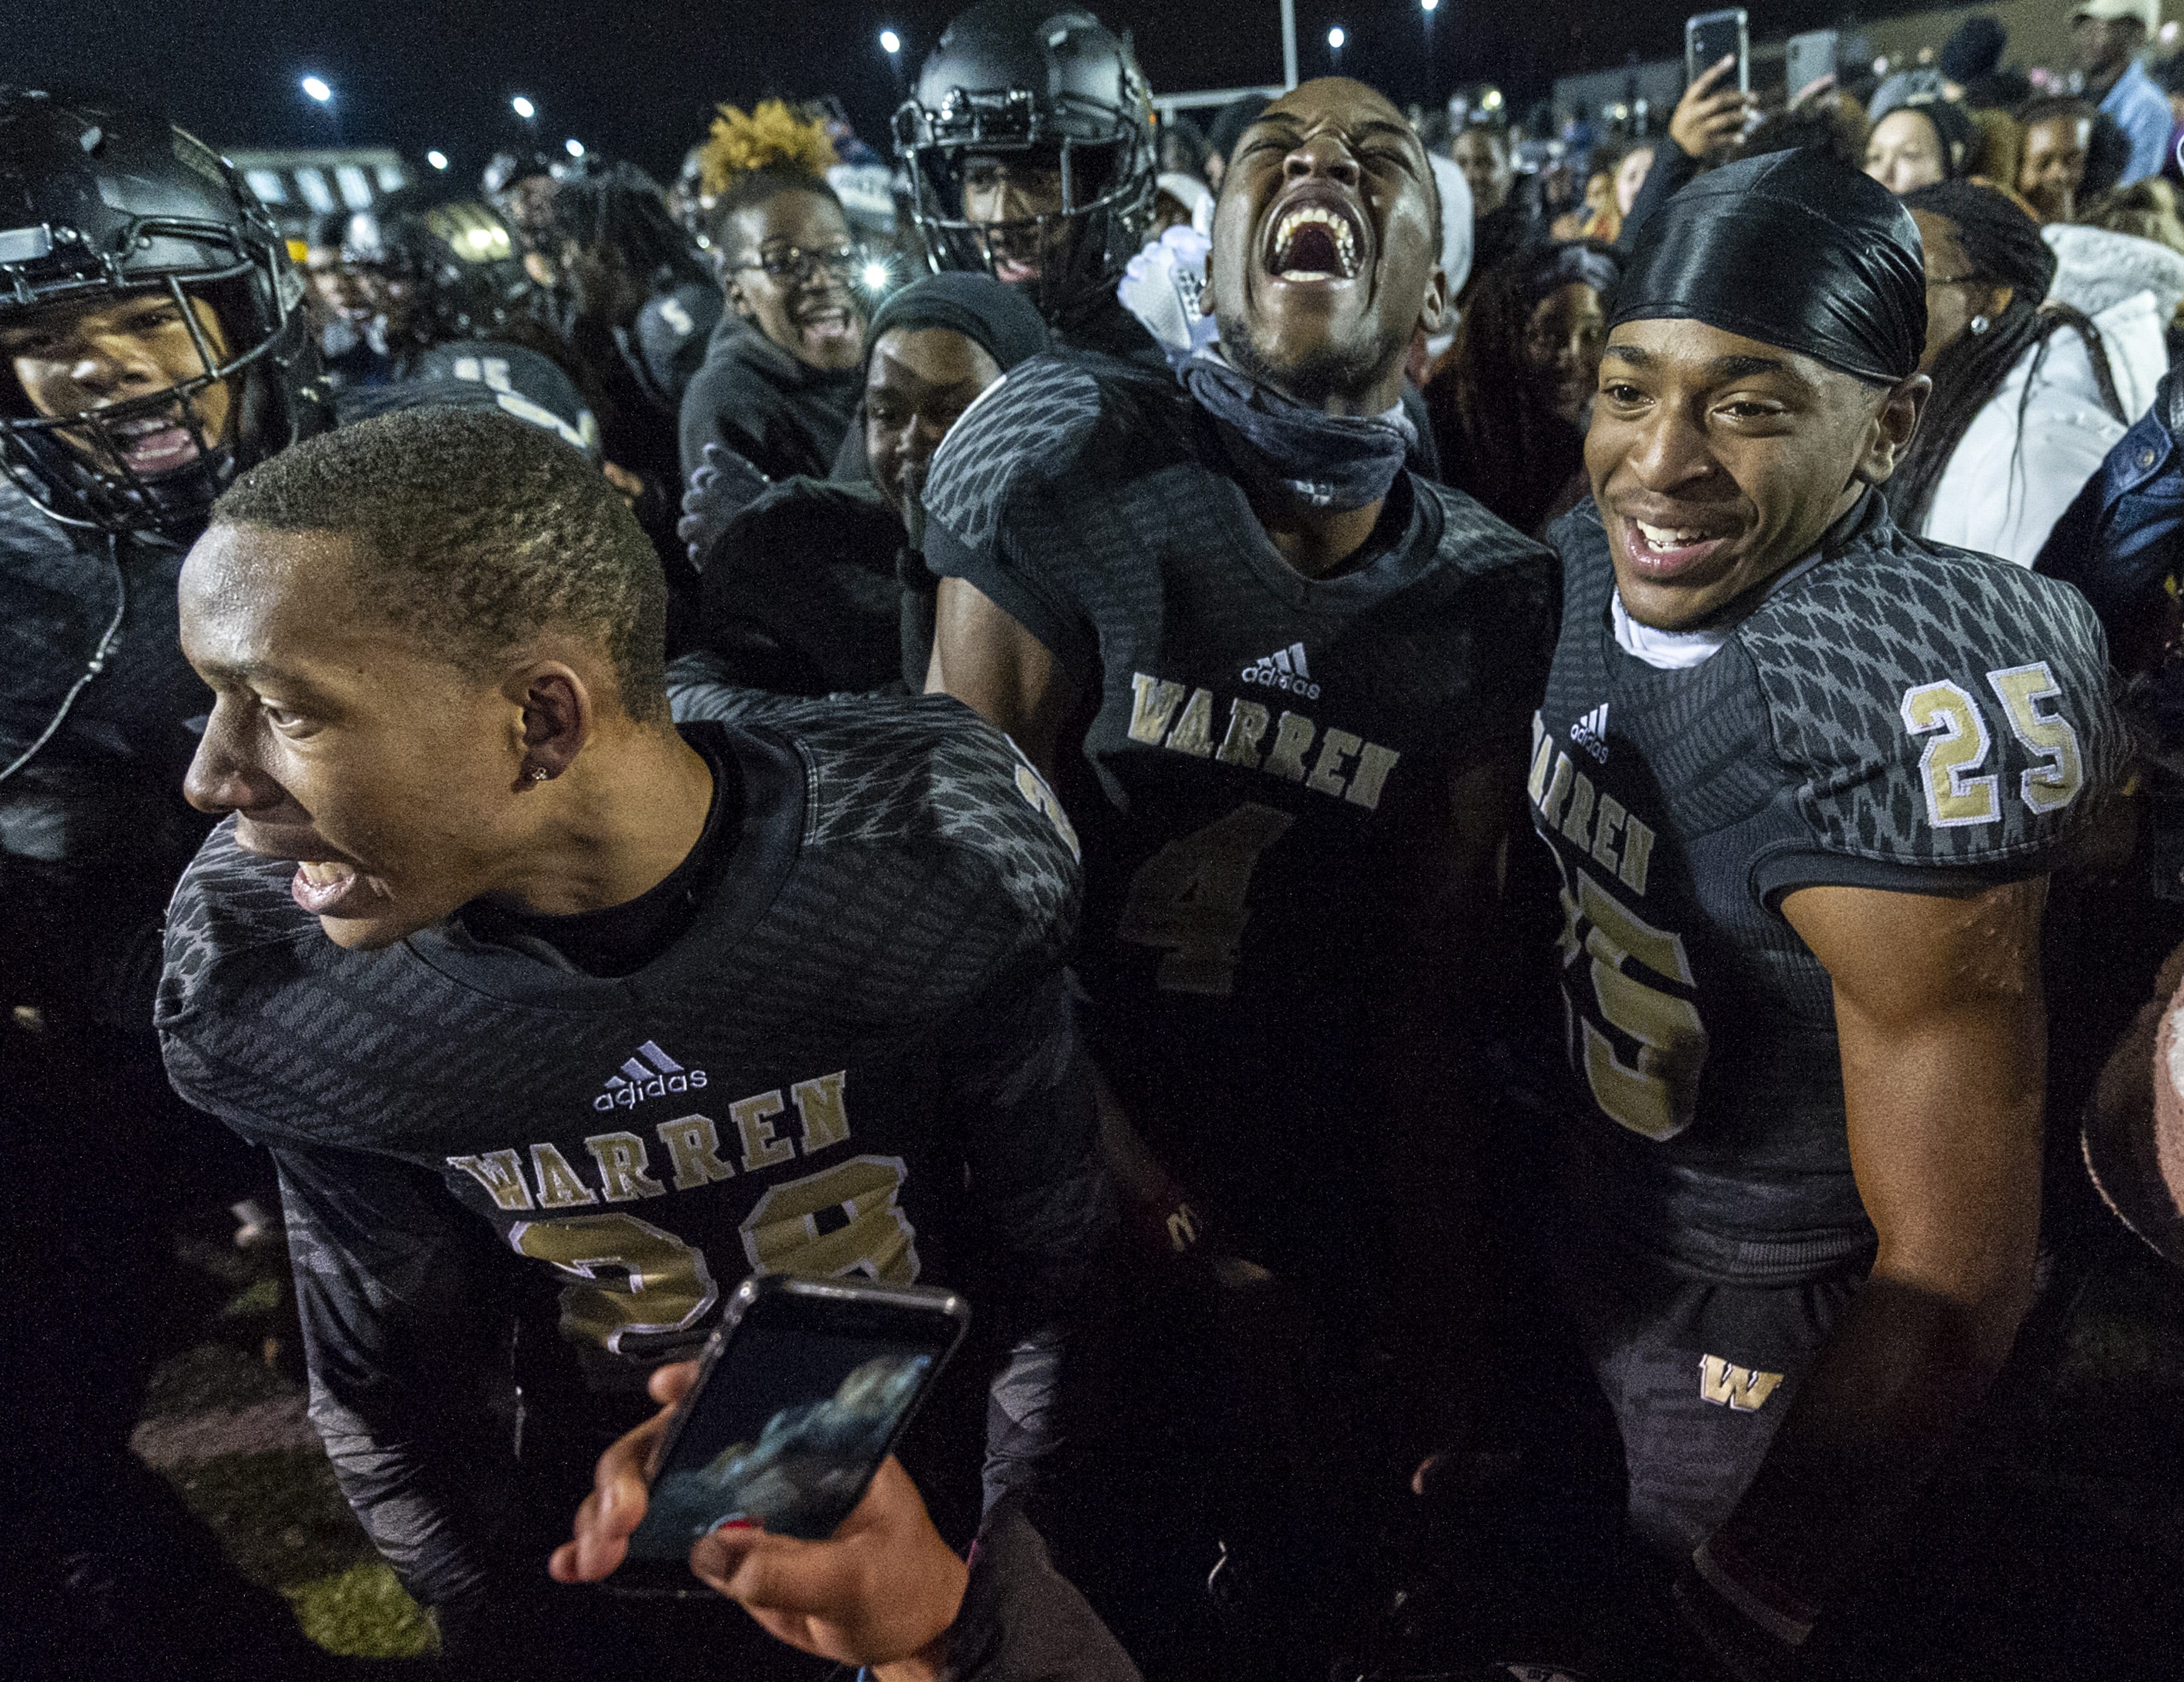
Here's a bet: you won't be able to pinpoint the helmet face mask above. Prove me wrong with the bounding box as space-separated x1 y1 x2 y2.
892 4 1156 329
0 88 328 538
0 279 250 529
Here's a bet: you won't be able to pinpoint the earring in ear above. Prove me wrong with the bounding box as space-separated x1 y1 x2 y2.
1969 314 1991 336
528 767 550 783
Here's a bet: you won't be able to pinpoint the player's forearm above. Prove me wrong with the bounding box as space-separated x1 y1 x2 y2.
1700 1263 2028 1635
1091 1065 1208 1261
1699 922 2046 1627
1704 1022 2042 1623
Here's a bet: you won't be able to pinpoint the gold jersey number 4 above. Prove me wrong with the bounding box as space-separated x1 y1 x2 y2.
1117 802 1296 997
511 1155 921 1354
1901 660 2086 829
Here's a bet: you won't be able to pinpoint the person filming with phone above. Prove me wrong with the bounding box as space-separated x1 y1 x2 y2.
1616 48 1759 252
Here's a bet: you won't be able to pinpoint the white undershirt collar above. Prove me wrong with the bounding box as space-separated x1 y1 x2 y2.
1610 553 1823 670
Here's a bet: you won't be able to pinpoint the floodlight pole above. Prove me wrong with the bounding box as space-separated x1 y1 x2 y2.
1281 0 1298 89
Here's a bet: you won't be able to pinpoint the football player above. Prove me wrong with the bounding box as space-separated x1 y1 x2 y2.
1522 148 2126 1675
0 84 347 1675
919 76 1557 1669
894 1 1165 367
156 405 1111 1677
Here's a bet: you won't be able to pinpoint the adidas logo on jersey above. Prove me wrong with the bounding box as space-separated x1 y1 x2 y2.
1569 703 1609 764
1240 641 1321 700
595 1039 710 1112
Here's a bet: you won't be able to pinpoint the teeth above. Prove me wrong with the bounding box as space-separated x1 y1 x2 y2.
1636 521 1707 549
298 862 349 887
1273 203 1359 276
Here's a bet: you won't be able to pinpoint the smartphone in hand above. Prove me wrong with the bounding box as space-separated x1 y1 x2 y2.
1685 8 1750 93
624 1273 971 1562
1785 29 1839 101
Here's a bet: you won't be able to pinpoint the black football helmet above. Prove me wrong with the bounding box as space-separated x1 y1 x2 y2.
892 1 1156 330
0 87 329 538
335 198 547 351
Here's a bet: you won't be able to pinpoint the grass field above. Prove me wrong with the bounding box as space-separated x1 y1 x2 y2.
138 1224 439 1661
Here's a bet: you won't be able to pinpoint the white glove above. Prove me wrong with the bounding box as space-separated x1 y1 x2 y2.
1117 224 1219 359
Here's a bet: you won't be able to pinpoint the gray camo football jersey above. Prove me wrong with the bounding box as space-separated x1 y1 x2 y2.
157 702 1105 1604
921 353 1558 1272
1529 495 2127 1280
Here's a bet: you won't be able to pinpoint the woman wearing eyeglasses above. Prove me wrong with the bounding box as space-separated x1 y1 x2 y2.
1889 182 2131 566
679 103 872 488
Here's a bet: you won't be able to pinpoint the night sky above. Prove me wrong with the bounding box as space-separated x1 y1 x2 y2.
22 1 1913 183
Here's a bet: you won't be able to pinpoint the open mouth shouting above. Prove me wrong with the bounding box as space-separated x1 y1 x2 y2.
104 410 206 478
286 857 397 922
1263 187 1368 285
239 826 398 925
793 301 857 351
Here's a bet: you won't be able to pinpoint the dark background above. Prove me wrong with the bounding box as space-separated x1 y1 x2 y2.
18 2 1938 181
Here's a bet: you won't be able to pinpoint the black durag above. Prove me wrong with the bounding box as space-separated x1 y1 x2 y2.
1180 344 1418 512
1610 147 1927 386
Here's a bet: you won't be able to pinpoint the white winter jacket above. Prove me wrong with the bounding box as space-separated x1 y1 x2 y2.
1921 225 2178 566
2043 223 2180 416
1918 320 2130 566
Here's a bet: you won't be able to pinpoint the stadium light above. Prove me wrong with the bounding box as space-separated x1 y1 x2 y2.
1327 24 1344 61
300 76 332 104
1421 0 1437 10
426 149 449 171
564 137 585 158
880 28 902 54
864 260 891 290
511 94 536 121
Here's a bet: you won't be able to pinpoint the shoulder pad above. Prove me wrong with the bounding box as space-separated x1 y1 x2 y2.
761 694 1081 951
922 354 1110 557
1741 542 2128 871
362 344 599 461
1419 478 1560 569
157 818 319 1031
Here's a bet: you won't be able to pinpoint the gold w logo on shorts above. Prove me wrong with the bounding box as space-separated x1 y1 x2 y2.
1698 1354 1785 1412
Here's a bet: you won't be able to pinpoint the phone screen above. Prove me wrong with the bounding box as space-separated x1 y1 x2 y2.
627 1308 956 1558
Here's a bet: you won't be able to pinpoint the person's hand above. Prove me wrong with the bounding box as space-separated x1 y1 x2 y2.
601 460 645 507
1117 223 1218 366
549 1358 691 1585
676 441 772 570
550 1362 968 1677
688 1456 968 1678
1670 55 1757 161
1787 70 1838 112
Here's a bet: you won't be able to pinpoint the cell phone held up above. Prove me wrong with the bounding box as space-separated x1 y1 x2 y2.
622 1273 970 1564
1685 8 1750 95
1785 29 1839 103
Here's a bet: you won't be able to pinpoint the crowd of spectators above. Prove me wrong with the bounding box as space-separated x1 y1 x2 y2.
7 3 2184 1681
